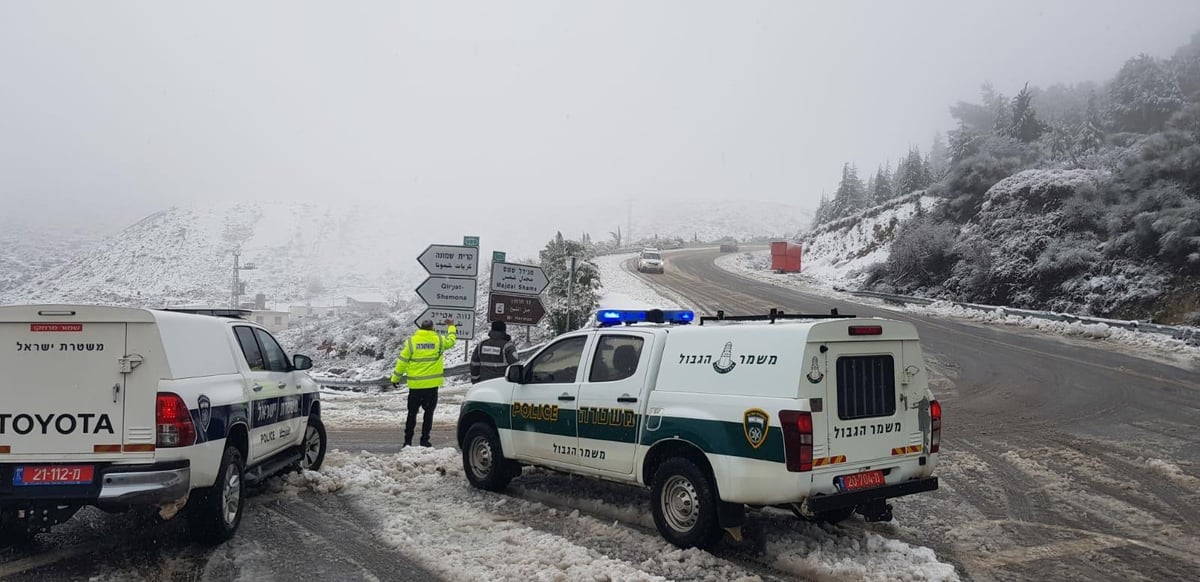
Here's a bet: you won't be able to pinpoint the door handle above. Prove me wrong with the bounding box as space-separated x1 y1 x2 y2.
617 394 638 403
253 384 263 392
557 393 576 402
278 382 288 389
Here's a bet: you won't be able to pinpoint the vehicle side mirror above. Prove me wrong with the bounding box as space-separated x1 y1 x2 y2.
506 364 525 384
293 354 313 371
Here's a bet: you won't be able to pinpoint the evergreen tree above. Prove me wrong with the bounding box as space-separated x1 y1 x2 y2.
1076 92 1105 155
830 163 867 218
872 164 894 204
812 194 831 227
896 148 931 194
1009 83 1047 143
539 232 601 334
1173 31 1200 100
1108 54 1185 133
929 132 949 178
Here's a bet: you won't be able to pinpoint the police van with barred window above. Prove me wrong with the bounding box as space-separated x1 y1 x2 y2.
0 305 327 544
458 308 940 548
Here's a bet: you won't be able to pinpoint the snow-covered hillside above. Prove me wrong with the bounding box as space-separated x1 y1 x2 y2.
797 192 938 287
2 198 809 308
1 202 431 307
0 219 108 296
620 199 810 243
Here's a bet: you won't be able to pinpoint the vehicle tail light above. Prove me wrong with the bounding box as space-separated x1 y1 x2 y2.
157 393 197 448
929 400 942 454
779 410 813 472
849 325 883 336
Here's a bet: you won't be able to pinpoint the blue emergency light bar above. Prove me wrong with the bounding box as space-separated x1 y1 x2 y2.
596 309 695 326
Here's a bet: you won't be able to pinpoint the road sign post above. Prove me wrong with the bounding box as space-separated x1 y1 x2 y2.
488 292 546 326
412 307 476 338
417 239 481 361
418 245 480 278
490 262 548 295
417 276 477 309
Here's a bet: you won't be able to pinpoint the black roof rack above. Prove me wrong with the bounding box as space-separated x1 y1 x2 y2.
159 307 252 319
698 307 854 325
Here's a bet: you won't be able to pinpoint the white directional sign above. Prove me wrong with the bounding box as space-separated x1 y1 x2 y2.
418 245 480 278
417 276 477 309
413 307 476 338
490 262 549 295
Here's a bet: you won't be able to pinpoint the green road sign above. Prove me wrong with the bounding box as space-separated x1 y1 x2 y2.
463 236 480 247
492 251 506 262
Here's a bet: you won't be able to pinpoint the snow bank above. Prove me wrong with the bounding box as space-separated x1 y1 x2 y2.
799 194 940 287
319 379 470 430
281 449 958 582
901 301 1200 361
716 255 1200 363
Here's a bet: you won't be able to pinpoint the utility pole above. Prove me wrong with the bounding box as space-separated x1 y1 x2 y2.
231 249 241 308
231 248 257 308
626 199 633 249
566 256 578 331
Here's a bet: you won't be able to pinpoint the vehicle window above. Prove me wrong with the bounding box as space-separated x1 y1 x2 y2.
588 335 645 383
836 355 896 420
254 328 291 372
643 253 661 260
234 326 265 371
526 336 587 384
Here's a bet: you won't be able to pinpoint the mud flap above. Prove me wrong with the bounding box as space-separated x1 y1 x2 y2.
718 501 746 542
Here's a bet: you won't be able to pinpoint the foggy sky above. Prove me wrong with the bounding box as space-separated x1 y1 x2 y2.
2 0 1198 233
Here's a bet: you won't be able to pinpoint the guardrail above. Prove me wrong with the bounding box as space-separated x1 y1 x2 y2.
314 343 547 388
844 289 1200 345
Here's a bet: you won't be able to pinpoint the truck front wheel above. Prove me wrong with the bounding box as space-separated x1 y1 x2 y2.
650 457 723 549
462 422 513 492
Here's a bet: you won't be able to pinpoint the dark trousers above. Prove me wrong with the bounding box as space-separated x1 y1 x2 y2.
404 388 439 445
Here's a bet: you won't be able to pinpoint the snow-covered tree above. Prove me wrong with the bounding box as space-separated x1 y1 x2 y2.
830 163 867 219
872 164 894 204
1171 31 1200 101
1075 92 1105 155
539 232 601 334
1108 54 1185 133
1009 84 1047 143
929 133 949 178
895 148 931 195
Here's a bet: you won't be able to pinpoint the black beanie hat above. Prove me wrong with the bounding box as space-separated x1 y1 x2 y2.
491 320 507 333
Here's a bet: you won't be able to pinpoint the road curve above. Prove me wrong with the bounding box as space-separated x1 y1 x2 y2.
631 247 1200 582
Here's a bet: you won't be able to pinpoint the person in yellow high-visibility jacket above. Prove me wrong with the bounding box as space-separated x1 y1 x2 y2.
390 319 457 447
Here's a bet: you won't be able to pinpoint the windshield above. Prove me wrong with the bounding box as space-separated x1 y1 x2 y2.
643 253 661 261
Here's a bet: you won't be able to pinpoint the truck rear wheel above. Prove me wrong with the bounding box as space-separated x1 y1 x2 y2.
462 422 513 492
187 445 245 545
650 457 723 549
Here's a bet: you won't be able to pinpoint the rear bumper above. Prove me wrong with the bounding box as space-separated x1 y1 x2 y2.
0 460 190 508
98 464 191 506
806 477 938 513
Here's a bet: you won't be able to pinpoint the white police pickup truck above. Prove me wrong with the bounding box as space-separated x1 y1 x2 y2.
0 305 327 544
458 308 940 548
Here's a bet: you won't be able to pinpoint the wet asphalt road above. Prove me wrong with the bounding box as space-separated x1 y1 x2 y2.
0 429 450 582
632 248 1200 582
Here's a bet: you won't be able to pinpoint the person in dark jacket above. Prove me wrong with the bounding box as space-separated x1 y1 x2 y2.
470 321 519 383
